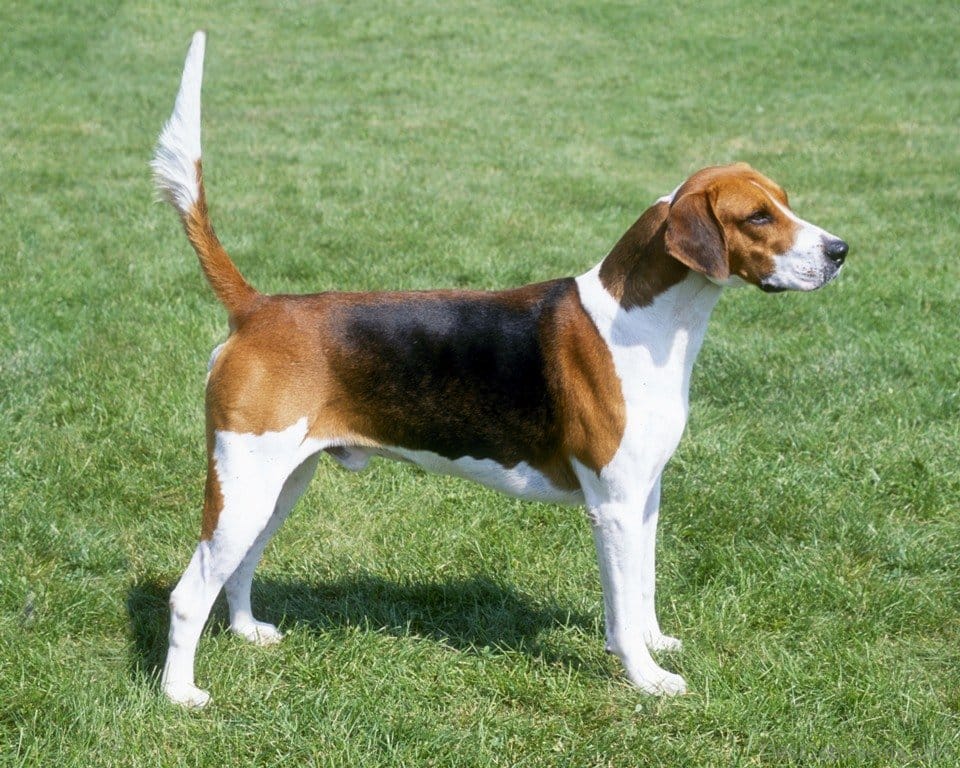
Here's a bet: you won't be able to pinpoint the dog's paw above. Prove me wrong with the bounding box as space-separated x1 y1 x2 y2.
163 681 211 709
622 655 687 697
652 670 687 696
230 620 284 646
634 669 687 696
644 632 683 653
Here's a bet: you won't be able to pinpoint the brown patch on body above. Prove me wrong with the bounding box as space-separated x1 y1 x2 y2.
200 427 225 541
200 281 627 528
548 288 627 477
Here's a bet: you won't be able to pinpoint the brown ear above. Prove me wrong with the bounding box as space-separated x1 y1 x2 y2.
664 191 729 281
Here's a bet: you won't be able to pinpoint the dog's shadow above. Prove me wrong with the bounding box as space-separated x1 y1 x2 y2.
127 572 602 683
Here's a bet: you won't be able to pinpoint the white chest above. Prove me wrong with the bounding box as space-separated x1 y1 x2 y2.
575 266 722 488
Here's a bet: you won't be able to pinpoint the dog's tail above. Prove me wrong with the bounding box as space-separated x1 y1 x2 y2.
152 31 259 319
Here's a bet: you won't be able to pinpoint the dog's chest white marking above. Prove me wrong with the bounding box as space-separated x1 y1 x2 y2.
575 265 722 491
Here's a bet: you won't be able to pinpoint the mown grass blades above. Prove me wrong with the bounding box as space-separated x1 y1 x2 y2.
2 0 959 765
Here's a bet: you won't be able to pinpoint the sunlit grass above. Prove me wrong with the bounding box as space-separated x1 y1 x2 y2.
2 1 959 765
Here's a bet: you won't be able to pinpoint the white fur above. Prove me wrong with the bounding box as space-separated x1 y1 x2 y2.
657 184 682 205
378 447 584 505
162 418 324 708
152 31 206 215
707 274 749 289
207 342 224 376
571 263 723 694
751 182 844 291
326 445 582 504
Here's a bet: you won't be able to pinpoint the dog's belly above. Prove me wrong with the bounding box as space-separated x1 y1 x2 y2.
326 445 583 505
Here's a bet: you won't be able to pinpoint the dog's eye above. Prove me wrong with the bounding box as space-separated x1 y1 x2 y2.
746 211 773 226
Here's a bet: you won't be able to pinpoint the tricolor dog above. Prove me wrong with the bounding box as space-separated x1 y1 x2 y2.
153 32 847 708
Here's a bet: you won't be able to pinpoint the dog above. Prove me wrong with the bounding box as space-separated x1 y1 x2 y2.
152 32 847 708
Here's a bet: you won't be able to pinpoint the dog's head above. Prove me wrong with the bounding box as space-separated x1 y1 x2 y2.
664 163 847 292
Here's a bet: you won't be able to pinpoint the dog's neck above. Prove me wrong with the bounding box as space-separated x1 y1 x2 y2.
598 201 689 310
577 202 724 398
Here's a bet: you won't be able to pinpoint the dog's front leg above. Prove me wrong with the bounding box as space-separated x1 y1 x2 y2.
639 477 682 652
578 468 686 695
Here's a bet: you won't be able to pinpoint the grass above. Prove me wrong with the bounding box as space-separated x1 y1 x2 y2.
2 0 959 765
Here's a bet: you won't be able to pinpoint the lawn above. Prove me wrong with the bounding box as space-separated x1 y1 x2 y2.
2 1 959 765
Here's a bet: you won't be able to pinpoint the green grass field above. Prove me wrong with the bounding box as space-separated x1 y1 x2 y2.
2 1 959 765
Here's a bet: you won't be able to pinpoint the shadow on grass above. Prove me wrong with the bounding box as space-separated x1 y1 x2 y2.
127 573 602 684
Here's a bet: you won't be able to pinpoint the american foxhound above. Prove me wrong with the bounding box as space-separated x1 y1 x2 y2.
153 33 847 707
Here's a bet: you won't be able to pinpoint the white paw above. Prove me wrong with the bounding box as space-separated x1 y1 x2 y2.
644 632 683 652
653 670 687 696
230 620 284 646
623 658 687 696
163 681 211 709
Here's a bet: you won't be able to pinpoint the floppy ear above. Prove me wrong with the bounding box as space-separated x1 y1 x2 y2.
664 191 729 281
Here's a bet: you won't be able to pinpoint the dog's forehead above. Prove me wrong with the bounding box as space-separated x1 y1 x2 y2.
719 175 790 215
740 171 789 207
677 164 789 208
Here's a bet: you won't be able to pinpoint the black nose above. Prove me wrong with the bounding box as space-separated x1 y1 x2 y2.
824 238 848 264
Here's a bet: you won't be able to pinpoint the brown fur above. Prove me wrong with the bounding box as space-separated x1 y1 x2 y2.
599 201 688 309
197 282 625 538
183 160 259 321
190 163 804 540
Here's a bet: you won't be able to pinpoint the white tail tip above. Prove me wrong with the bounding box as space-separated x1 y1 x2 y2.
152 31 207 214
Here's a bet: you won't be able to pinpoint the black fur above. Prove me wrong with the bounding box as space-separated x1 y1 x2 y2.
329 279 576 465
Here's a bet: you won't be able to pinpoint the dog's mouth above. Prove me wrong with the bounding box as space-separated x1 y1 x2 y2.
760 260 843 293
759 282 788 293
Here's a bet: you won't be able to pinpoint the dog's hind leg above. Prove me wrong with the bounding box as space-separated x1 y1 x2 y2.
224 454 319 645
161 420 320 708
162 499 278 708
